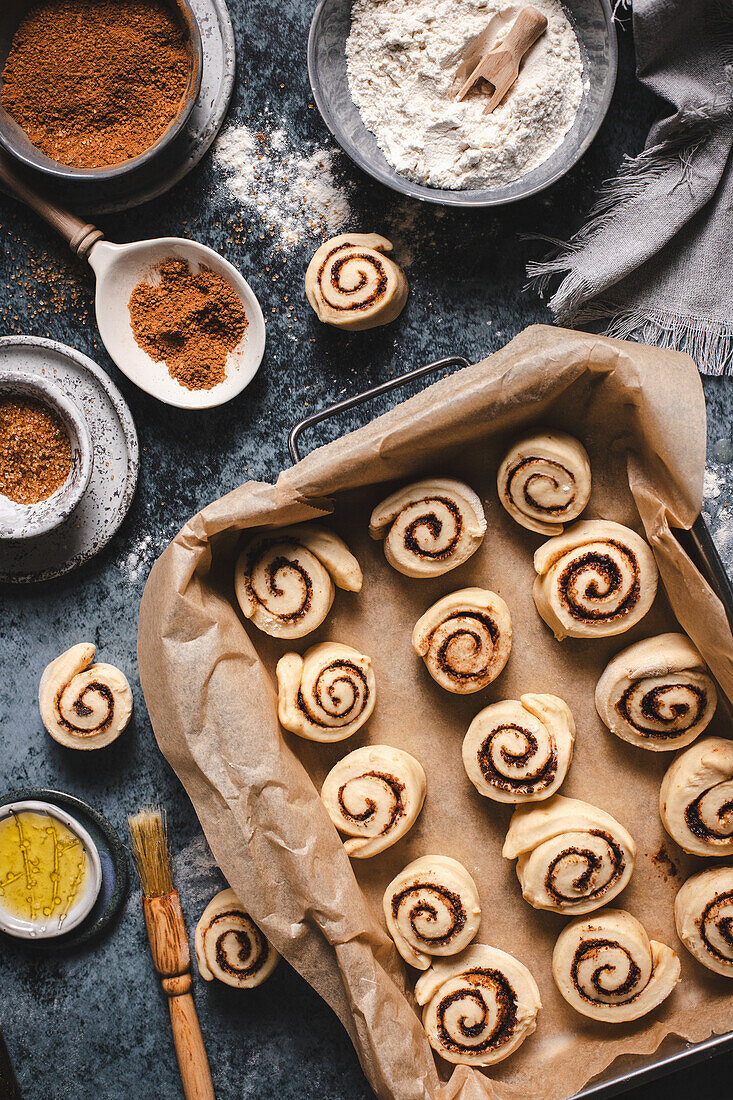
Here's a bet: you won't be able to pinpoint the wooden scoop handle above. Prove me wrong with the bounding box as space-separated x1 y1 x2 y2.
502 6 548 61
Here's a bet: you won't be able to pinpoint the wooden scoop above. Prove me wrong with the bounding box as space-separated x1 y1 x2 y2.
455 6 548 112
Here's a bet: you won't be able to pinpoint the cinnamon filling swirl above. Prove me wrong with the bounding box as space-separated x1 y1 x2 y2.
436 969 518 1055
297 659 369 728
478 725 557 793
57 680 114 734
544 830 625 904
618 682 705 739
212 914 269 979
559 544 640 623
391 883 467 947
700 890 733 963
246 548 313 624
318 245 388 312
337 770 405 835
684 790 733 841
570 939 641 1003
403 498 462 560
506 457 576 515
435 612 499 683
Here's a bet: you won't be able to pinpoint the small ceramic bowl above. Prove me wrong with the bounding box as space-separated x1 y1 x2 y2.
0 371 93 540
0 799 103 940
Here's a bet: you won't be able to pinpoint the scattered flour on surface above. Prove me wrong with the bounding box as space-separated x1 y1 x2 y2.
120 531 170 585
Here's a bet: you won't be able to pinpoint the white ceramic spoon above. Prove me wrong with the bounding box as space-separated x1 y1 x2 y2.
0 153 266 410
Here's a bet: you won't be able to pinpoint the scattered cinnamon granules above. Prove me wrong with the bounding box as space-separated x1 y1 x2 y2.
128 259 248 391
0 397 72 504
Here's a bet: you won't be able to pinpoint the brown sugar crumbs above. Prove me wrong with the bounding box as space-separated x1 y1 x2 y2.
0 397 72 504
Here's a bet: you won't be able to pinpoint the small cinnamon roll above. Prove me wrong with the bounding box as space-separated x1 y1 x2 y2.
370 478 487 578
497 430 591 535
321 745 426 857
383 855 481 970
277 642 375 742
412 588 512 694
304 233 408 331
659 737 733 857
195 888 279 989
38 643 133 750
462 694 574 803
234 524 362 639
552 909 680 1022
595 633 717 751
503 795 636 915
675 867 733 977
415 944 541 1066
533 520 658 640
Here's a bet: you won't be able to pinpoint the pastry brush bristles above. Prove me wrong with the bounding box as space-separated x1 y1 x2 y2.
127 806 174 899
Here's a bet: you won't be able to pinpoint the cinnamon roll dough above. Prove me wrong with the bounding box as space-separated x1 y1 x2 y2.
552 909 680 1022
195 888 279 989
235 524 362 639
463 694 574 803
370 478 487 578
503 794 636 914
383 854 481 969
533 520 658 640
277 642 375 742
38 642 133 750
415 944 541 1067
304 233 408 331
675 867 733 977
497 430 591 535
595 633 717 751
412 588 512 693
659 737 733 856
321 744 426 857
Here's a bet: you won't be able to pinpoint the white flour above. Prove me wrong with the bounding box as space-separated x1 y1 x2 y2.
346 0 584 190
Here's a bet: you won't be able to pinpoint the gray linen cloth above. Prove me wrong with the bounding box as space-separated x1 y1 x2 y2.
528 0 733 374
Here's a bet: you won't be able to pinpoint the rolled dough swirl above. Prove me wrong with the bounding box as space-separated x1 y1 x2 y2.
38 642 133 750
277 642 375 742
234 524 362 639
321 744 426 857
195 888 279 989
533 520 658 640
675 867 733 977
412 588 512 694
304 233 408 331
552 908 680 1022
595 633 717 751
415 944 541 1067
659 737 733 856
383 854 481 969
497 430 591 535
462 694 574 803
370 478 487 578
503 794 636 914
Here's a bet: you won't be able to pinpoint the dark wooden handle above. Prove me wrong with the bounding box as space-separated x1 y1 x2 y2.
166 984 216 1100
503 6 548 60
0 1029 22 1100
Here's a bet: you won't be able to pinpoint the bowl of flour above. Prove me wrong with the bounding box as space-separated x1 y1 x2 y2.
308 0 616 205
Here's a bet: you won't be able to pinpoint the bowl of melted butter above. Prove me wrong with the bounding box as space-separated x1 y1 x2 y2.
0 799 102 939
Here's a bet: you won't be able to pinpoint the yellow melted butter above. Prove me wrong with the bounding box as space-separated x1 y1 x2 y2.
0 811 87 924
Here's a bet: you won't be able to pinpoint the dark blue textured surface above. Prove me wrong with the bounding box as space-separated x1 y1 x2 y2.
0 5 731 1099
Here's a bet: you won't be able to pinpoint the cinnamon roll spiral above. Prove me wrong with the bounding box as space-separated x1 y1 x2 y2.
595 633 717 751
503 795 636 914
463 694 575 803
414 944 541 1067
321 745 426 857
38 643 133 750
659 737 733 857
533 520 658 640
370 478 487 578
552 909 680 1022
234 523 362 639
412 588 512 694
277 642 375 742
304 233 408 331
497 430 592 535
195 888 279 989
675 867 733 977
383 855 481 969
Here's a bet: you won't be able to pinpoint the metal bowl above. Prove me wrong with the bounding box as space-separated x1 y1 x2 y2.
308 0 617 207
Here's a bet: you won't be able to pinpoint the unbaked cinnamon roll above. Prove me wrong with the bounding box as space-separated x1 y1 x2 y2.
195 888 279 989
234 524 362 639
462 694 574 803
321 745 426 857
552 909 680 1022
675 867 733 977
595 633 717 751
414 944 541 1066
533 520 658 640
497 430 591 535
383 855 481 969
503 795 636 914
304 233 408 331
659 737 733 857
277 642 375 742
412 588 512 694
369 478 487 578
38 643 133 750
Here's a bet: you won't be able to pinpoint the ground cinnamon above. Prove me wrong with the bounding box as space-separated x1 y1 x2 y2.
1 0 191 169
128 259 249 391
0 397 72 505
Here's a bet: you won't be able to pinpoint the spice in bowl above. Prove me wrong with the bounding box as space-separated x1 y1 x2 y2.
0 395 72 504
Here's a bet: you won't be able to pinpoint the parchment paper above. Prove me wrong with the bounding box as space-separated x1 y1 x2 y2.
138 326 733 1100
